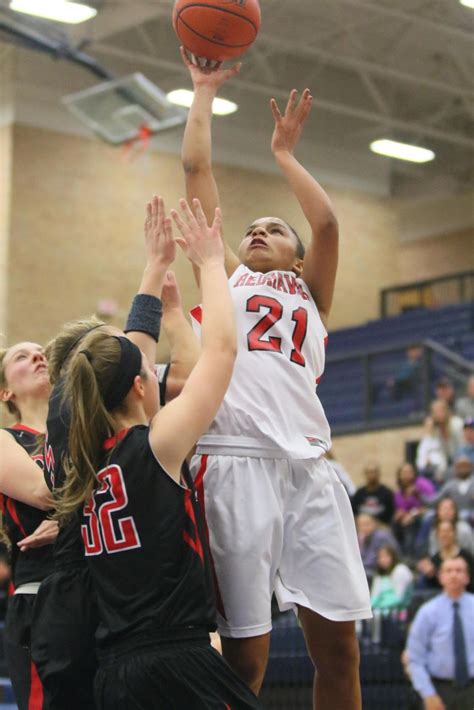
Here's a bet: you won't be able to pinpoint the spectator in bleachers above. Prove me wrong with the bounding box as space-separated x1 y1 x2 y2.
406 557 474 710
455 417 474 466
434 456 474 524
455 375 474 420
370 545 413 611
421 498 474 558
386 346 423 401
356 513 399 580
434 377 456 411
416 399 464 484
393 463 436 558
324 449 356 497
416 521 474 593
352 463 395 525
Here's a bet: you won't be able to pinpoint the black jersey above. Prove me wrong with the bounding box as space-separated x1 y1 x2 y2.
44 380 85 569
1 425 54 588
81 425 216 652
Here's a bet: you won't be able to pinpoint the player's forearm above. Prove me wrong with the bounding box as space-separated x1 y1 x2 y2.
163 309 201 373
199 262 236 357
137 262 168 298
182 86 216 173
274 150 338 237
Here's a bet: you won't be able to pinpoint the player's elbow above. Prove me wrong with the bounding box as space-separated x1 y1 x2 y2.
182 157 211 175
206 345 237 379
321 212 338 238
33 487 54 511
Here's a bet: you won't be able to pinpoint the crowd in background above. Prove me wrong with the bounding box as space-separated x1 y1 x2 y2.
330 374 474 613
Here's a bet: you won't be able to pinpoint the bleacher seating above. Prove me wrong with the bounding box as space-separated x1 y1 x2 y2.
319 303 474 431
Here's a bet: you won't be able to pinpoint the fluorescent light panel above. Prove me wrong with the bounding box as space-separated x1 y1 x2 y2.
370 139 435 163
167 89 238 116
10 0 97 24
460 0 474 8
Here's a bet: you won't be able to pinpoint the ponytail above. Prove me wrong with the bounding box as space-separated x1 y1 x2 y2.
55 332 146 523
54 332 121 522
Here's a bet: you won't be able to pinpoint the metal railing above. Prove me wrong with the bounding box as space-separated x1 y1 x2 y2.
325 338 474 435
380 271 474 318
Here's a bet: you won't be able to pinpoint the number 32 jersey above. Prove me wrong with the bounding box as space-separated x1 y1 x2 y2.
191 264 331 459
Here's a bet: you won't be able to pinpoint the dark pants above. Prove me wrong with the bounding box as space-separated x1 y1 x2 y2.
96 636 260 710
31 566 99 710
432 678 474 710
4 593 44 710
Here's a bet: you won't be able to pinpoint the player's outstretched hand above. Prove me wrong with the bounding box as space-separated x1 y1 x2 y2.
270 88 313 155
171 198 224 267
17 519 59 552
180 46 241 92
161 271 182 314
144 195 176 270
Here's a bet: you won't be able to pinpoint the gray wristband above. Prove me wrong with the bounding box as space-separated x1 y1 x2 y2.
124 294 163 342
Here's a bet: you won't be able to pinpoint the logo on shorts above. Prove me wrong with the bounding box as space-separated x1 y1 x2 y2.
305 436 326 448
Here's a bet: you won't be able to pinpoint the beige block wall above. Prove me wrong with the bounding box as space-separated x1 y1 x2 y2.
398 228 474 283
7 124 400 352
333 424 424 488
0 123 12 341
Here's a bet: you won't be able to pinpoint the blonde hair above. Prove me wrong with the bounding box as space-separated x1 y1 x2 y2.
45 315 105 385
55 331 146 522
0 348 21 420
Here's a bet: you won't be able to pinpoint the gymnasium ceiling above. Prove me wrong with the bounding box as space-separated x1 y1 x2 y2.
1 0 473 197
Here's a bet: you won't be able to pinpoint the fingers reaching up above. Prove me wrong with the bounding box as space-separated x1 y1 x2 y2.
171 198 224 267
161 271 182 313
270 88 314 155
144 195 176 268
180 45 241 89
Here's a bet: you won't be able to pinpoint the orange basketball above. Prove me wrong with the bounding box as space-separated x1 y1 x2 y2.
173 0 261 62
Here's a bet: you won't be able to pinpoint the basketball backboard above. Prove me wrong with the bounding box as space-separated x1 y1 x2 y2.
62 72 187 145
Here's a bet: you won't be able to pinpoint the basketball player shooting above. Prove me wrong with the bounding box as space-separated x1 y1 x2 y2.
181 49 372 710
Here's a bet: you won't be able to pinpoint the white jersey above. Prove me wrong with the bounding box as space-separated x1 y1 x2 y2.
191 264 331 459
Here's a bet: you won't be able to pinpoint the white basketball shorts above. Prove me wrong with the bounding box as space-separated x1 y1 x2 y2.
191 452 371 638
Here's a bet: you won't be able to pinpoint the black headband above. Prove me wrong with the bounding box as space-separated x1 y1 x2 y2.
101 337 143 412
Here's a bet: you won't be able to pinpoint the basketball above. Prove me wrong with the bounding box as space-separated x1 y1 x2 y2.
172 0 261 62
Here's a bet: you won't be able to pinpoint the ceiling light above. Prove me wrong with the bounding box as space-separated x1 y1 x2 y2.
166 89 238 116
10 0 97 24
370 139 435 163
460 0 474 8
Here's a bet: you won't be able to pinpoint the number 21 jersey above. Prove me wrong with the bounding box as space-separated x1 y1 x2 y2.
191 264 331 459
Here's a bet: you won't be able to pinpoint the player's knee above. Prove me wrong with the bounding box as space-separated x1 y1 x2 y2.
309 627 360 675
229 653 267 693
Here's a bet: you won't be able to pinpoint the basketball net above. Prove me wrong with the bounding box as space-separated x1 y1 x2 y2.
122 123 153 162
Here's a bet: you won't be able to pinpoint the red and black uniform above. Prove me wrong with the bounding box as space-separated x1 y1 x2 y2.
30 380 100 710
1 424 54 710
88 425 259 710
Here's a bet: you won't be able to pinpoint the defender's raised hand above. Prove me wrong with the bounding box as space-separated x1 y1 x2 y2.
144 195 176 269
171 198 223 267
270 88 313 155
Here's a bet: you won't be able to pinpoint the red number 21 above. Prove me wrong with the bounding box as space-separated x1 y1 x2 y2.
82 465 141 556
246 296 308 367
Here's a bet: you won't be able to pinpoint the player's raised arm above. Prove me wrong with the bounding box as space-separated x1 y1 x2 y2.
180 48 241 280
271 89 339 325
125 196 176 365
160 271 200 402
0 430 53 510
149 198 236 479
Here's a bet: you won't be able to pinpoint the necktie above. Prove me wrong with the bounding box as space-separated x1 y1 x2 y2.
453 600 469 688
